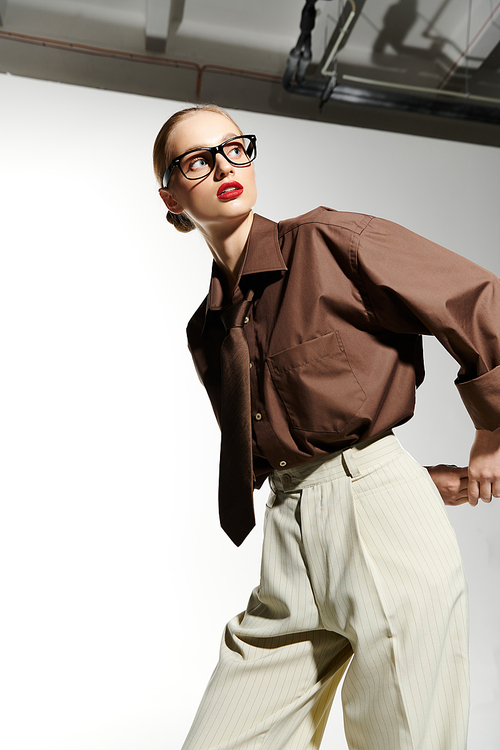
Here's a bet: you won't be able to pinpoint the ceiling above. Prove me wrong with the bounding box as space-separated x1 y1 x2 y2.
1 0 500 146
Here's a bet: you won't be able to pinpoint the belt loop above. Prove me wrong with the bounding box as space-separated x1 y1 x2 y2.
342 448 361 478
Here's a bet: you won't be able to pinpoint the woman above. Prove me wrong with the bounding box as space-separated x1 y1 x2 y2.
153 105 500 750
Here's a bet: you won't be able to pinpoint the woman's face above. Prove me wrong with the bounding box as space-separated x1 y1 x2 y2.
159 110 257 231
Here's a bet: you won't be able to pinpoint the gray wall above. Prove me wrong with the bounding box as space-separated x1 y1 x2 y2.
1 72 499 749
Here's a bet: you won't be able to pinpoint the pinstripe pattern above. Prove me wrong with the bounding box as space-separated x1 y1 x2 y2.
182 434 469 750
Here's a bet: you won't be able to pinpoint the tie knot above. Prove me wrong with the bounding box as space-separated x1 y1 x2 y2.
220 292 254 331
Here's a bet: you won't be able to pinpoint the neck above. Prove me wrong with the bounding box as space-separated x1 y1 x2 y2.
201 211 254 292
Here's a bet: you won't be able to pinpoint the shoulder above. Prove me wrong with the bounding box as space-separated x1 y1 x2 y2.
277 207 373 239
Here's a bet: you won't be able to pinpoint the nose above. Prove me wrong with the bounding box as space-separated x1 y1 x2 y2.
214 151 234 180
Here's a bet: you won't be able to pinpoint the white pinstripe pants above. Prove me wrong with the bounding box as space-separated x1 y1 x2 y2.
182 434 470 750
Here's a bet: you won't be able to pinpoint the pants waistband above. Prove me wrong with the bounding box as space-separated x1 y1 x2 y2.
270 431 400 493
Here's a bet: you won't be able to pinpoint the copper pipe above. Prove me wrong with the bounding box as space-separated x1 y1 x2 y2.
195 63 282 100
0 29 281 101
0 29 198 70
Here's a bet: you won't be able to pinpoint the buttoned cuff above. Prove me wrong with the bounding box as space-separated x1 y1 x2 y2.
456 366 500 431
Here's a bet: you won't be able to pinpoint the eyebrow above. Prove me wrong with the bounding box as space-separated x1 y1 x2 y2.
184 133 241 153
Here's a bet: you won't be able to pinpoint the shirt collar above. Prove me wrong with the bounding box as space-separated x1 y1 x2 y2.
207 213 287 311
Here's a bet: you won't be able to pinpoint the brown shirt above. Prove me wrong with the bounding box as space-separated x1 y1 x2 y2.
187 208 500 488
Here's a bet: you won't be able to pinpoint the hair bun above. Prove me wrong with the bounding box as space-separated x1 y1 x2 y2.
167 211 196 233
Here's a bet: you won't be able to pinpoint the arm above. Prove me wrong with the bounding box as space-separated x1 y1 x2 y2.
354 218 500 507
355 219 500 471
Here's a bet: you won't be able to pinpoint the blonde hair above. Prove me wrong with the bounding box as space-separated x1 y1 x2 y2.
153 104 243 234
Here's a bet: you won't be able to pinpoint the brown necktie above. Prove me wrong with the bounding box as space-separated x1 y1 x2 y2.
218 290 255 546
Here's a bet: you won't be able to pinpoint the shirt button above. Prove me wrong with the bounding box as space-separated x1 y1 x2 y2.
255 412 262 421
243 316 249 324
249 362 253 369
282 473 291 483
279 461 287 467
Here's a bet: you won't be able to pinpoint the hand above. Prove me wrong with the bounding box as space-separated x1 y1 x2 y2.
468 427 500 505
426 464 469 506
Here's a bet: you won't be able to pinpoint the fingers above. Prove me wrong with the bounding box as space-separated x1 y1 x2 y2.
468 427 500 506
446 473 469 506
446 489 470 505
459 477 469 493
428 465 470 506
468 478 480 506
480 481 492 504
447 496 469 506
428 462 499 506
468 475 496 505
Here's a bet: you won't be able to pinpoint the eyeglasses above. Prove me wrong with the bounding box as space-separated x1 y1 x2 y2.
162 134 257 188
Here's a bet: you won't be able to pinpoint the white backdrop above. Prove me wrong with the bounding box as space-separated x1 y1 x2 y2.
1 73 499 749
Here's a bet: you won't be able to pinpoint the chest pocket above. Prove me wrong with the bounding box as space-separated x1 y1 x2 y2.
266 330 366 433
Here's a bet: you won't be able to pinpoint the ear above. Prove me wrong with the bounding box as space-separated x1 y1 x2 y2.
158 188 185 215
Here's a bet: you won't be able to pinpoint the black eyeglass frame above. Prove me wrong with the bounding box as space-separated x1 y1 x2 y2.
162 134 257 189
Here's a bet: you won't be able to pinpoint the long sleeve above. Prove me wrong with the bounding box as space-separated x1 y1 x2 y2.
354 216 500 430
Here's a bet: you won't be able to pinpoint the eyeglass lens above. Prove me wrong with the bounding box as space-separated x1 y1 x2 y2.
179 136 255 180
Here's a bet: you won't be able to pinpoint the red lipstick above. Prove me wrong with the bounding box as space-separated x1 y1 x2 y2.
217 181 243 200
